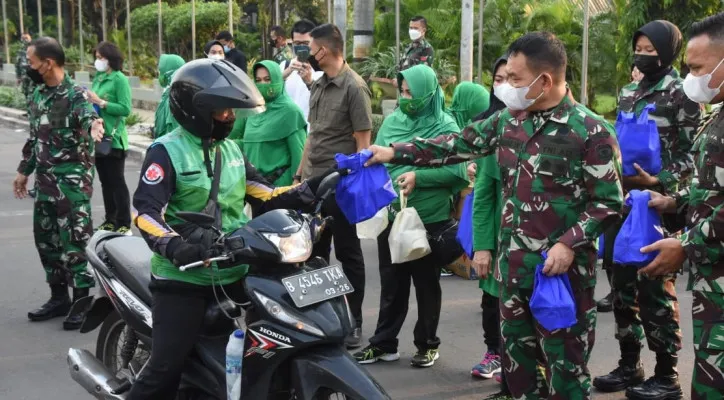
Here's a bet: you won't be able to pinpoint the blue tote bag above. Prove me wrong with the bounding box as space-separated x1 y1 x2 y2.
613 190 664 267
616 103 662 177
455 191 475 259
335 150 397 224
530 253 577 331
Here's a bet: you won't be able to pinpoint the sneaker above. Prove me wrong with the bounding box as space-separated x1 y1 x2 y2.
352 345 400 364
440 268 454 277
471 351 502 378
97 221 115 231
116 226 133 236
483 390 513 400
410 349 440 368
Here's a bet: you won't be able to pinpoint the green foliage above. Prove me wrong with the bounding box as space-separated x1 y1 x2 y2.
125 112 146 127
0 87 26 110
591 94 617 118
371 113 385 143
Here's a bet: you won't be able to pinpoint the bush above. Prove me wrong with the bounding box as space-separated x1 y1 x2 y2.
371 113 385 144
0 87 27 110
125 112 146 127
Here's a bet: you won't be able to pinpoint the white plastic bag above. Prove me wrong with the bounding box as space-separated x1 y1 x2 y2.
357 208 389 240
244 203 253 220
388 192 431 264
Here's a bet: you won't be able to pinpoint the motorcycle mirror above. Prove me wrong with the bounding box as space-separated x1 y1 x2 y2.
315 171 343 201
176 211 216 229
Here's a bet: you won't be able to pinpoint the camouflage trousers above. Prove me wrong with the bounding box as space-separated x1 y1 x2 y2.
612 265 682 354
33 180 95 288
500 285 596 400
691 290 724 400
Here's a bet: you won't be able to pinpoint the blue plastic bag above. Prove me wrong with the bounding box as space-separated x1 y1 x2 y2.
335 150 397 224
530 253 577 331
456 191 475 259
597 236 605 259
616 104 661 177
613 190 664 267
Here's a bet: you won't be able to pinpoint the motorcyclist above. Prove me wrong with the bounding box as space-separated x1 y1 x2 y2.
127 58 330 399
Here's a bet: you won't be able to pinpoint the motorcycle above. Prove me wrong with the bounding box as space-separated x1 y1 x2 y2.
66 172 390 400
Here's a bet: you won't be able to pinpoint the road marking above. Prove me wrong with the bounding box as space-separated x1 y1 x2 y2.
0 206 105 218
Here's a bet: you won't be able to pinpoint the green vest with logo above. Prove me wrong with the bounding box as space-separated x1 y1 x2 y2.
151 129 249 286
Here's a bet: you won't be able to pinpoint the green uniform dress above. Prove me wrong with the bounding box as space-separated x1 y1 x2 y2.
91 69 132 150
445 82 490 130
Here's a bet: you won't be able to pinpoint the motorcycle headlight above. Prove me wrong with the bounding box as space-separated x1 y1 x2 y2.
261 223 312 263
253 291 324 337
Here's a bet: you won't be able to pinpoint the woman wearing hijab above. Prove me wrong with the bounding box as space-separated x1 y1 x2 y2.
228 61 306 186
352 65 468 368
204 40 225 60
593 20 701 400
153 54 185 138
446 81 490 129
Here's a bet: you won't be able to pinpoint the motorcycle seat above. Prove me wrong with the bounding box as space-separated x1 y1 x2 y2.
104 237 153 306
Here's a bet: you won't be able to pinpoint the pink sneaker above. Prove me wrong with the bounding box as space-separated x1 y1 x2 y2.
471 351 502 379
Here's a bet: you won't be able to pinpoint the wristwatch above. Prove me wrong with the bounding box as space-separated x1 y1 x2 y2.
101 100 108 108
293 175 302 181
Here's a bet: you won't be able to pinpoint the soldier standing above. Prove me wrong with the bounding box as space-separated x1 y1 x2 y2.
398 16 434 72
12 37 105 330
15 33 34 110
366 32 624 400
593 20 701 400
637 12 724 400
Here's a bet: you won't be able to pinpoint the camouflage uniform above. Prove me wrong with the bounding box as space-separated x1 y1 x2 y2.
14 41 35 107
17 74 98 289
609 69 700 360
391 94 624 399
672 106 724 399
273 44 294 65
398 39 434 72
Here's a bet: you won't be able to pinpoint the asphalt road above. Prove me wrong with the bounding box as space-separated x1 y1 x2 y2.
0 126 696 399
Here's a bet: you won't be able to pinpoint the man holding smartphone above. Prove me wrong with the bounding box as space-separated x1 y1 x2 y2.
281 19 323 124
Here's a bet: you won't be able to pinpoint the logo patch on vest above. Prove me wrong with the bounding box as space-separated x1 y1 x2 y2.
142 163 165 185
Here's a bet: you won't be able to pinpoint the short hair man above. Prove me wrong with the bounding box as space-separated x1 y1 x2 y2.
15 33 34 108
294 24 373 349
634 11 724 400
270 25 293 64
215 30 247 73
366 32 624 399
398 16 434 72
280 19 324 124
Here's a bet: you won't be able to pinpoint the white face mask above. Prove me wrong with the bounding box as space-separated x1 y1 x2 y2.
94 59 108 72
496 74 544 111
208 54 225 61
683 57 724 104
409 29 422 41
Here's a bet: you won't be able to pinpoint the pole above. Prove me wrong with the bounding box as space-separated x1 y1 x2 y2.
157 0 162 56
126 0 132 75
580 0 589 105
333 0 347 58
228 0 233 33
17 0 22 34
36 0 41 35
327 0 332 23
394 0 399 68
274 0 280 26
79 0 83 70
56 0 61 45
2 0 8 66
101 0 107 41
191 0 196 58
460 0 474 81
477 0 484 83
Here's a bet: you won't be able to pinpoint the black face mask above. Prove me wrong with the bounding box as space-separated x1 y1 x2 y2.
308 50 323 71
26 65 45 84
634 54 663 75
269 39 277 48
211 118 235 141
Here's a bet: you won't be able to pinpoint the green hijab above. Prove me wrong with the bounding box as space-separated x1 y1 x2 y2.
154 54 185 138
446 82 490 129
241 60 306 143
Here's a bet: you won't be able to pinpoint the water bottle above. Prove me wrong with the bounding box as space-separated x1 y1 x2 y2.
225 329 245 400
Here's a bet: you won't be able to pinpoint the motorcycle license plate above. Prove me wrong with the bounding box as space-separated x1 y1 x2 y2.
282 265 354 308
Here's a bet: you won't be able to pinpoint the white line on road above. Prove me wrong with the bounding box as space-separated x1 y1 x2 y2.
0 206 105 218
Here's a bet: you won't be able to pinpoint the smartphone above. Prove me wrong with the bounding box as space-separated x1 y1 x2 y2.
295 46 310 63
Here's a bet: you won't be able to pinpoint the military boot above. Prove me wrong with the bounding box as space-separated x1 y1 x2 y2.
625 353 682 400
28 284 72 321
593 343 645 392
63 288 90 331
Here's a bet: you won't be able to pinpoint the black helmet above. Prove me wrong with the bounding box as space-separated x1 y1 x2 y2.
169 58 264 140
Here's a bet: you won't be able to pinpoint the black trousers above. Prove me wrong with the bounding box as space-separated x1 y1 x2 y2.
127 278 246 400
311 195 366 328
369 220 446 353
482 291 501 353
95 151 131 227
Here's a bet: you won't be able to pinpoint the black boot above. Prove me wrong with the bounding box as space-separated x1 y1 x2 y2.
593 343 645 392
28 284 71 321
63 288 90 331
625 354 682 400
597 268 614 312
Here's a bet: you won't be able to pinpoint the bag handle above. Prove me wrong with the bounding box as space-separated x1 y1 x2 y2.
399 190 407 209
638 104 656 124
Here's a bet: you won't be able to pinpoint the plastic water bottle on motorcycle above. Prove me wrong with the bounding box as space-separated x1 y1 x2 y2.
226 329 245 399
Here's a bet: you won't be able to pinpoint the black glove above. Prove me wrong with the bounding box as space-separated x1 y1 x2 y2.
305 167 338 195
169 238 210 267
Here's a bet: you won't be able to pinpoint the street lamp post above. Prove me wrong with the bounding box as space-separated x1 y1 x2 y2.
157 0 163 57
56 0 61 45
36 0 41 36
581 0 589 105
79 0 83 70
228 0 233 33
477 0 484 83
2 0 9 66
126 0 132 75
191 0 196 58
101 0 107 42
17 0 22 34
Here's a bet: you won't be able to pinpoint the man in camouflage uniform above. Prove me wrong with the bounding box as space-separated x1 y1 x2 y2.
270 25 294 64
638 12 724 400
398 16 434 72
367 32 624 400
12 37 104 331
15 33 34 109
593 20 701 400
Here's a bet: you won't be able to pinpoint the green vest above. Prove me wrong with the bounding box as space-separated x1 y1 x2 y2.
151 129 249 286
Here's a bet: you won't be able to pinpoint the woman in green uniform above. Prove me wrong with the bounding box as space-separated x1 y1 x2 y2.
446 81 490 129
153 54 185 138
229 60 306 186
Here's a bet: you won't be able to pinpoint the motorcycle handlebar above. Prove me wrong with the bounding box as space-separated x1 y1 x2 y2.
179 255 230 271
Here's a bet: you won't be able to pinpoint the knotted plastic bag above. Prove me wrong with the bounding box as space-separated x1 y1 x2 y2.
335 150 397 224
616 104 662 177
357 207 389 240
388 192 431 264
613 190 664 267
455 191 475 259
530 253 577 331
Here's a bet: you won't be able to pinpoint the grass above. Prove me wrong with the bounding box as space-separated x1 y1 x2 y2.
0 87 27 110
